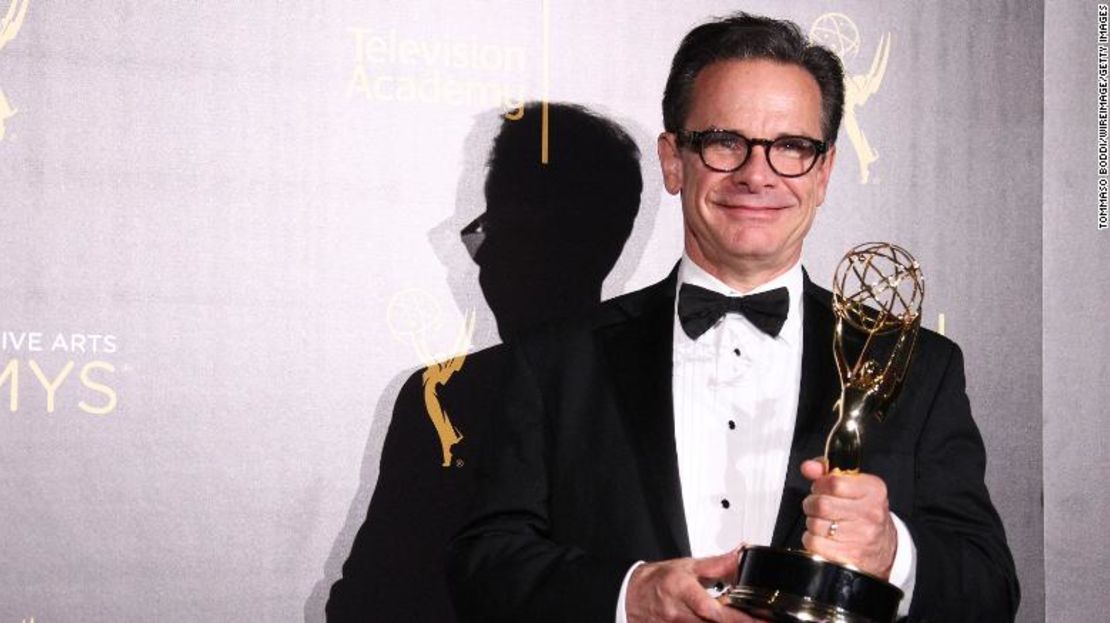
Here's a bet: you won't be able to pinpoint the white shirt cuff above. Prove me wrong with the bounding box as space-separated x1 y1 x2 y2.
888 512 917 618
615 561 645 623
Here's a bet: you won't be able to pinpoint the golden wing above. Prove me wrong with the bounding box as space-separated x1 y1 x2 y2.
0 0 31 51
849 32 891 107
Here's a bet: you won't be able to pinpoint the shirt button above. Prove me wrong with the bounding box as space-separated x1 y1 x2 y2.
733 348 741 357
728 420 736 430
721 499 730 509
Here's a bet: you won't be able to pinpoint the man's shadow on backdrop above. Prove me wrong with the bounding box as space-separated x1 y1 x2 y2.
310 102 657 622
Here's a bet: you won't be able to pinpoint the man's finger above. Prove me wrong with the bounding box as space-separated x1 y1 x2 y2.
811 472 884 499
805 515 840 539
801 532 852 564
690 547 743 585
689 591 762 623
802 492 855 521
689 591 729 621
800 458 826 482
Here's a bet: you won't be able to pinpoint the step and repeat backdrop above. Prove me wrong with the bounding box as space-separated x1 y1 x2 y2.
2 1 1101 621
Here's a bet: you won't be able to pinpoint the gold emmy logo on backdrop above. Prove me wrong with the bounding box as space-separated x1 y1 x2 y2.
0 0 30 142
387 289 475 468
809 13 890 185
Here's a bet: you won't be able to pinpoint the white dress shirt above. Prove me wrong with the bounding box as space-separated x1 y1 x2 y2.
615 255 915 621
672 256 805 554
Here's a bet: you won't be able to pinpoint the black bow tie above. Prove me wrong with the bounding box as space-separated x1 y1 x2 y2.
677 283 790 340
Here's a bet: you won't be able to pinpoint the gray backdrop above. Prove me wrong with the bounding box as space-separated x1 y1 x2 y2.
1044 1 1110 621
0 0 1092 620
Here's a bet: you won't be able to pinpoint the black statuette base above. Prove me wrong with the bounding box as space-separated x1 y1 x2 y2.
727 545 902 623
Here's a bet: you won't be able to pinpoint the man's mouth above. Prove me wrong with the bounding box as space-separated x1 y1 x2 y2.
713 200 789 214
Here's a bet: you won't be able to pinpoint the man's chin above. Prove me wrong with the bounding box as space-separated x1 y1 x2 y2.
720 233 784 261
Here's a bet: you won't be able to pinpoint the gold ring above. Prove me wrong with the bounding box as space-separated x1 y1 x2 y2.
827 520 839 539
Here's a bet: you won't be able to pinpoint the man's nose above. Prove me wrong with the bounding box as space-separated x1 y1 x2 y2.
730 144 777 188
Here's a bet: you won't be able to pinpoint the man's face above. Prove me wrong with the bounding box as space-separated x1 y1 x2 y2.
658 59 836 287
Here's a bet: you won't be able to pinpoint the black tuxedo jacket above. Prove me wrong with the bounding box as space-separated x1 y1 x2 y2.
446 270 1019 622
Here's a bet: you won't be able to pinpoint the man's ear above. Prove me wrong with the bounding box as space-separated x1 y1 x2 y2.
657 132 684 195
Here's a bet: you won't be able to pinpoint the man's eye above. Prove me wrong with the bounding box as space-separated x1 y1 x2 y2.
704 133 744 150
773 138 815 155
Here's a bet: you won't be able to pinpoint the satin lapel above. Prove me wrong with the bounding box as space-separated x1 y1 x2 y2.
598 270 691 558
771 277 843 547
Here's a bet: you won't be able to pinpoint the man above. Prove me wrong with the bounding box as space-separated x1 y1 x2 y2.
446 13 1018 623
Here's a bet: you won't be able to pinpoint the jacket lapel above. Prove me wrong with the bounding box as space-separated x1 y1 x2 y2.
771 276 844 547
598 268 692 558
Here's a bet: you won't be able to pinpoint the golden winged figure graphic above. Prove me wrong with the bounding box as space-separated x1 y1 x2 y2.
810 13 891 184
0 0 29 48
0 0 31 142
387 289 476 467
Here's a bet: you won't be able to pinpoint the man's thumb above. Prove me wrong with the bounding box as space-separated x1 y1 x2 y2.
691 547 743 583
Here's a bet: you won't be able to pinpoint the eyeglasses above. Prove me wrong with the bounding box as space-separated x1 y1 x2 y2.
460 214 486 259
675 129 829 178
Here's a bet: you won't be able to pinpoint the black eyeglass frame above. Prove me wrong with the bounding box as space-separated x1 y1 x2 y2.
675 129 830 178
460 213 487 260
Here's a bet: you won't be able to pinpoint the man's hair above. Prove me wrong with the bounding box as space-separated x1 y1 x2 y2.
662 12 845 143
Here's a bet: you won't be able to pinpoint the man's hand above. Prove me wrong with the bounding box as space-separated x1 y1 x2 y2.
626 549 764 623
800 458 897 579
